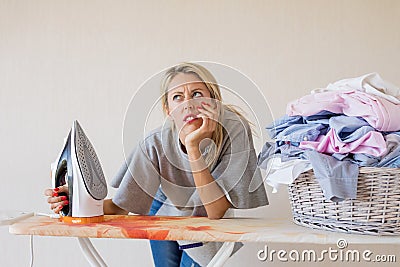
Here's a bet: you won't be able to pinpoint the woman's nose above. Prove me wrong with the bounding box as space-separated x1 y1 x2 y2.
183 100 194 110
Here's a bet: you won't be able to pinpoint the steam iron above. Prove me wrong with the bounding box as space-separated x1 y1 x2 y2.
51 120 108 224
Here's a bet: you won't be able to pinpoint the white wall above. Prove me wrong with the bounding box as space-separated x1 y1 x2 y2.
1 0 399 266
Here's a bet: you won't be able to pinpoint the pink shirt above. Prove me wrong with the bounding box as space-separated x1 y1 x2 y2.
299 128 387 157
287 90 400 131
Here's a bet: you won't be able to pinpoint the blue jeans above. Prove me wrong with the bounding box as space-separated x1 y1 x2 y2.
148 190 201 267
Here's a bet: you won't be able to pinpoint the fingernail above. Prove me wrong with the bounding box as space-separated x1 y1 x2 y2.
61 196 67 201
54 188 60 192
53 192 58 197
197 107 202 110
64 200 69 205
58 205 63 209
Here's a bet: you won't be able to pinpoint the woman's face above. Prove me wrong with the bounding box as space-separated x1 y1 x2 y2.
166 73 213 142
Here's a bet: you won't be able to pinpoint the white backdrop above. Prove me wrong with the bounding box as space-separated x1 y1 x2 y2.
1 1 399 266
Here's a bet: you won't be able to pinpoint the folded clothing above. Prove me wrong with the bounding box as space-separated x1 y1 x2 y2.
287 90 400 131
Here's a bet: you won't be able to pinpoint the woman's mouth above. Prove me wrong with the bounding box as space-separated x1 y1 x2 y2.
183 114 199 123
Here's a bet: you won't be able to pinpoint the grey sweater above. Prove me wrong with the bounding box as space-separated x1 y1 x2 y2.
111 108 268 266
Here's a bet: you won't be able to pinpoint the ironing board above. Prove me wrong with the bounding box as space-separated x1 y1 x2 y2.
9 215 400 266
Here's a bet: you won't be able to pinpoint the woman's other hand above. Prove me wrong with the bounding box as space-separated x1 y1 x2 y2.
44 185 69 214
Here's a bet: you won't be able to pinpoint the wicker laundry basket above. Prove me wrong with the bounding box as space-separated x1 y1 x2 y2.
288 167 400 235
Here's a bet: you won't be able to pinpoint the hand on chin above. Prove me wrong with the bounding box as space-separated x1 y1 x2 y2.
181 118 204 147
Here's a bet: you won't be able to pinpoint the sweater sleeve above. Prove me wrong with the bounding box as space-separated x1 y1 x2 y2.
211 116 269 209
111 140 160 214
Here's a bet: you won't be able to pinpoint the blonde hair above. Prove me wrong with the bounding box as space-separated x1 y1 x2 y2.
160 62 250 167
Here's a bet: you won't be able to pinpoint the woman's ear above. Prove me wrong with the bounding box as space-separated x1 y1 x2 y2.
164 104 171 117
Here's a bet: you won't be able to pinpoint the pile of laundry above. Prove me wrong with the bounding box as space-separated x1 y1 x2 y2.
258 73 400 202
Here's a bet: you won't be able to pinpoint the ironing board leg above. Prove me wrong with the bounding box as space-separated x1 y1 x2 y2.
78 237 107 267
206 242 235 267
82 238 108 267
77 238 232 267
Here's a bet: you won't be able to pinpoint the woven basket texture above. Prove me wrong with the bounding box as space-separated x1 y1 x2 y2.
288 168 400 235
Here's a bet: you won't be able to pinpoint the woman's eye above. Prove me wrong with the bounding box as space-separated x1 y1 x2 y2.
172 95 182 101
193 92 203 98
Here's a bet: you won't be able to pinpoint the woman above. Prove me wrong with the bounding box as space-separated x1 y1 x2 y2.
45 62 268 266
